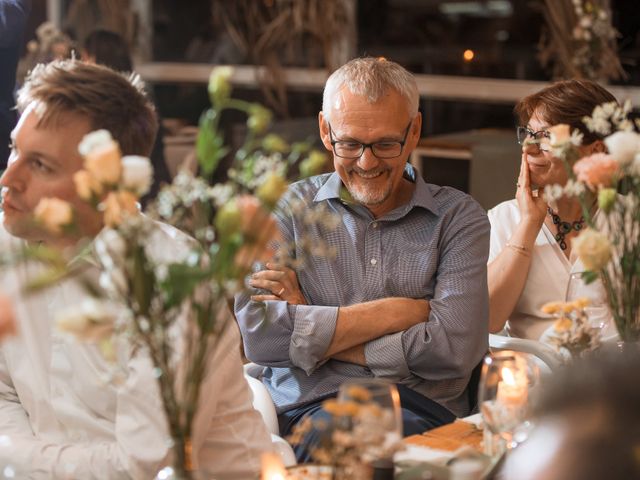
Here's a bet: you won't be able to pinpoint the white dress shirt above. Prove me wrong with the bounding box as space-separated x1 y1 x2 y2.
0 218 272 479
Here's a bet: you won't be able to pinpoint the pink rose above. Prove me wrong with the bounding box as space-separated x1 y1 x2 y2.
0 294 17 340
573 153 619 189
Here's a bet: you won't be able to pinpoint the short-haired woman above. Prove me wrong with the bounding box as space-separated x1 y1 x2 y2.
488 79 616 340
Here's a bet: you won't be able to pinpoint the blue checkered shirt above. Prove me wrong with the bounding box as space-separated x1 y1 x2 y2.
235 168 489 417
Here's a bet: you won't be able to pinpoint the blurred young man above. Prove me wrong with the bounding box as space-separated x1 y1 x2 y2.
0 60 271 479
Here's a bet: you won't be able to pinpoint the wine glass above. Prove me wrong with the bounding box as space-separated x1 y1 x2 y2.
337 379 402 473
566 271 611 333
478 351 539 450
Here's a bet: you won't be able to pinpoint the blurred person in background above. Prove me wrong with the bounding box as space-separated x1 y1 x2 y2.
0 0 31 170
505 347 640 480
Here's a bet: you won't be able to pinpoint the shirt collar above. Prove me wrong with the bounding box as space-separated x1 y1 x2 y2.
313 164 440 215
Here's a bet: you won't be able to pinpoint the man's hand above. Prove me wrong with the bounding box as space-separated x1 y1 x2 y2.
249 262 307 304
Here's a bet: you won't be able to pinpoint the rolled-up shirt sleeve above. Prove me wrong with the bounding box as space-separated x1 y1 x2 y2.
235 291 338 374
364 199 490 382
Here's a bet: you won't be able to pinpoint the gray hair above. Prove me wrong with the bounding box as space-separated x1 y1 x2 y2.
322 57 419 122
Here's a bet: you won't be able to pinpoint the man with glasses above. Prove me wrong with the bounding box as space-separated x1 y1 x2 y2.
236 57 490 461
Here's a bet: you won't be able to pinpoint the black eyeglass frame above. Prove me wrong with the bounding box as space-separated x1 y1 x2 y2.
516 126 552 148
328 121 413 159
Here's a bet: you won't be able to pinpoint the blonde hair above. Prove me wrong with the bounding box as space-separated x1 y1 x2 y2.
322 57 419 122
18 59 157 156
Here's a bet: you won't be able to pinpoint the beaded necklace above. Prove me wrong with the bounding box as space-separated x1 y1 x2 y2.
547 207 585 250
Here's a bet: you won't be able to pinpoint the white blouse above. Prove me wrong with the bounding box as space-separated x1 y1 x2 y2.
488 199 584 340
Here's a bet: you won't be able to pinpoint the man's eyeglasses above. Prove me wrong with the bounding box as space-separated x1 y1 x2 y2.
328 121 412 159
516 126 551 150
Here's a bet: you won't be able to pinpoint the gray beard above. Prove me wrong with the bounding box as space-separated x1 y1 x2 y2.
346 181 392 206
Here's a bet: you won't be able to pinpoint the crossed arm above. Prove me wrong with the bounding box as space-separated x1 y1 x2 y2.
249 265 430 365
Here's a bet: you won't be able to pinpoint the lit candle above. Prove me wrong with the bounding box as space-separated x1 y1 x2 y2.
496 366 527 406
261 452 287 480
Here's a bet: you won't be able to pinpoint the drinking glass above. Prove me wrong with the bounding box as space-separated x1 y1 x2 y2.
478 351 539 450
565 271 610 332
337 379 402 473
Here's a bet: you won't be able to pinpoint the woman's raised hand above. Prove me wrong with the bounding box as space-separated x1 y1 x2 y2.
516 153 547 228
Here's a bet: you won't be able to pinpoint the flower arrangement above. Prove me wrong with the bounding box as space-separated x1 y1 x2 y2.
569 0 621 81
6 66 330 478
545 101 640 342
289 384 404 480
538 0 625 82
541 298 602 358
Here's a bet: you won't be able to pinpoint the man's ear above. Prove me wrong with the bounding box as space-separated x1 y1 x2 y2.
408 112 422 150
318 112 332 152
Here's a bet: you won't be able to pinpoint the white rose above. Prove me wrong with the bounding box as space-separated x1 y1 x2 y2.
121 156 154 196
78 130 114 157
604 131 640 166
55 299 116 342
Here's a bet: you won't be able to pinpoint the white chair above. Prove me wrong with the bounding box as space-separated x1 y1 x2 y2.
489 333 564 374
243 364 297 467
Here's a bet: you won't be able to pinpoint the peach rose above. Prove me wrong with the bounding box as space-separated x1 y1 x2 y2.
573 153 619 189
34 197 73 234
553 316 573 333
84 140 122 186
73 170 103 200
541 301 563 315
0 294 17 340
548 124 571 144
102 191 139 227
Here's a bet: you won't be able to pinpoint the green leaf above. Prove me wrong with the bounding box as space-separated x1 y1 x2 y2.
24 268 69 293
132 245 154 315
581 270 599 285
160 263 211 308
196 110 229 176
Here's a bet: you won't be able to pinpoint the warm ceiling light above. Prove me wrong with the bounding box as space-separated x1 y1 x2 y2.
463 49 475 61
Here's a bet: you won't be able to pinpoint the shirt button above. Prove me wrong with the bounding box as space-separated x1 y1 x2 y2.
372 222 378 228
370 258 377 265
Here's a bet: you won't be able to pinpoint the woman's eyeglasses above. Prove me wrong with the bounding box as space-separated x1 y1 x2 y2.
516 126 551 151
